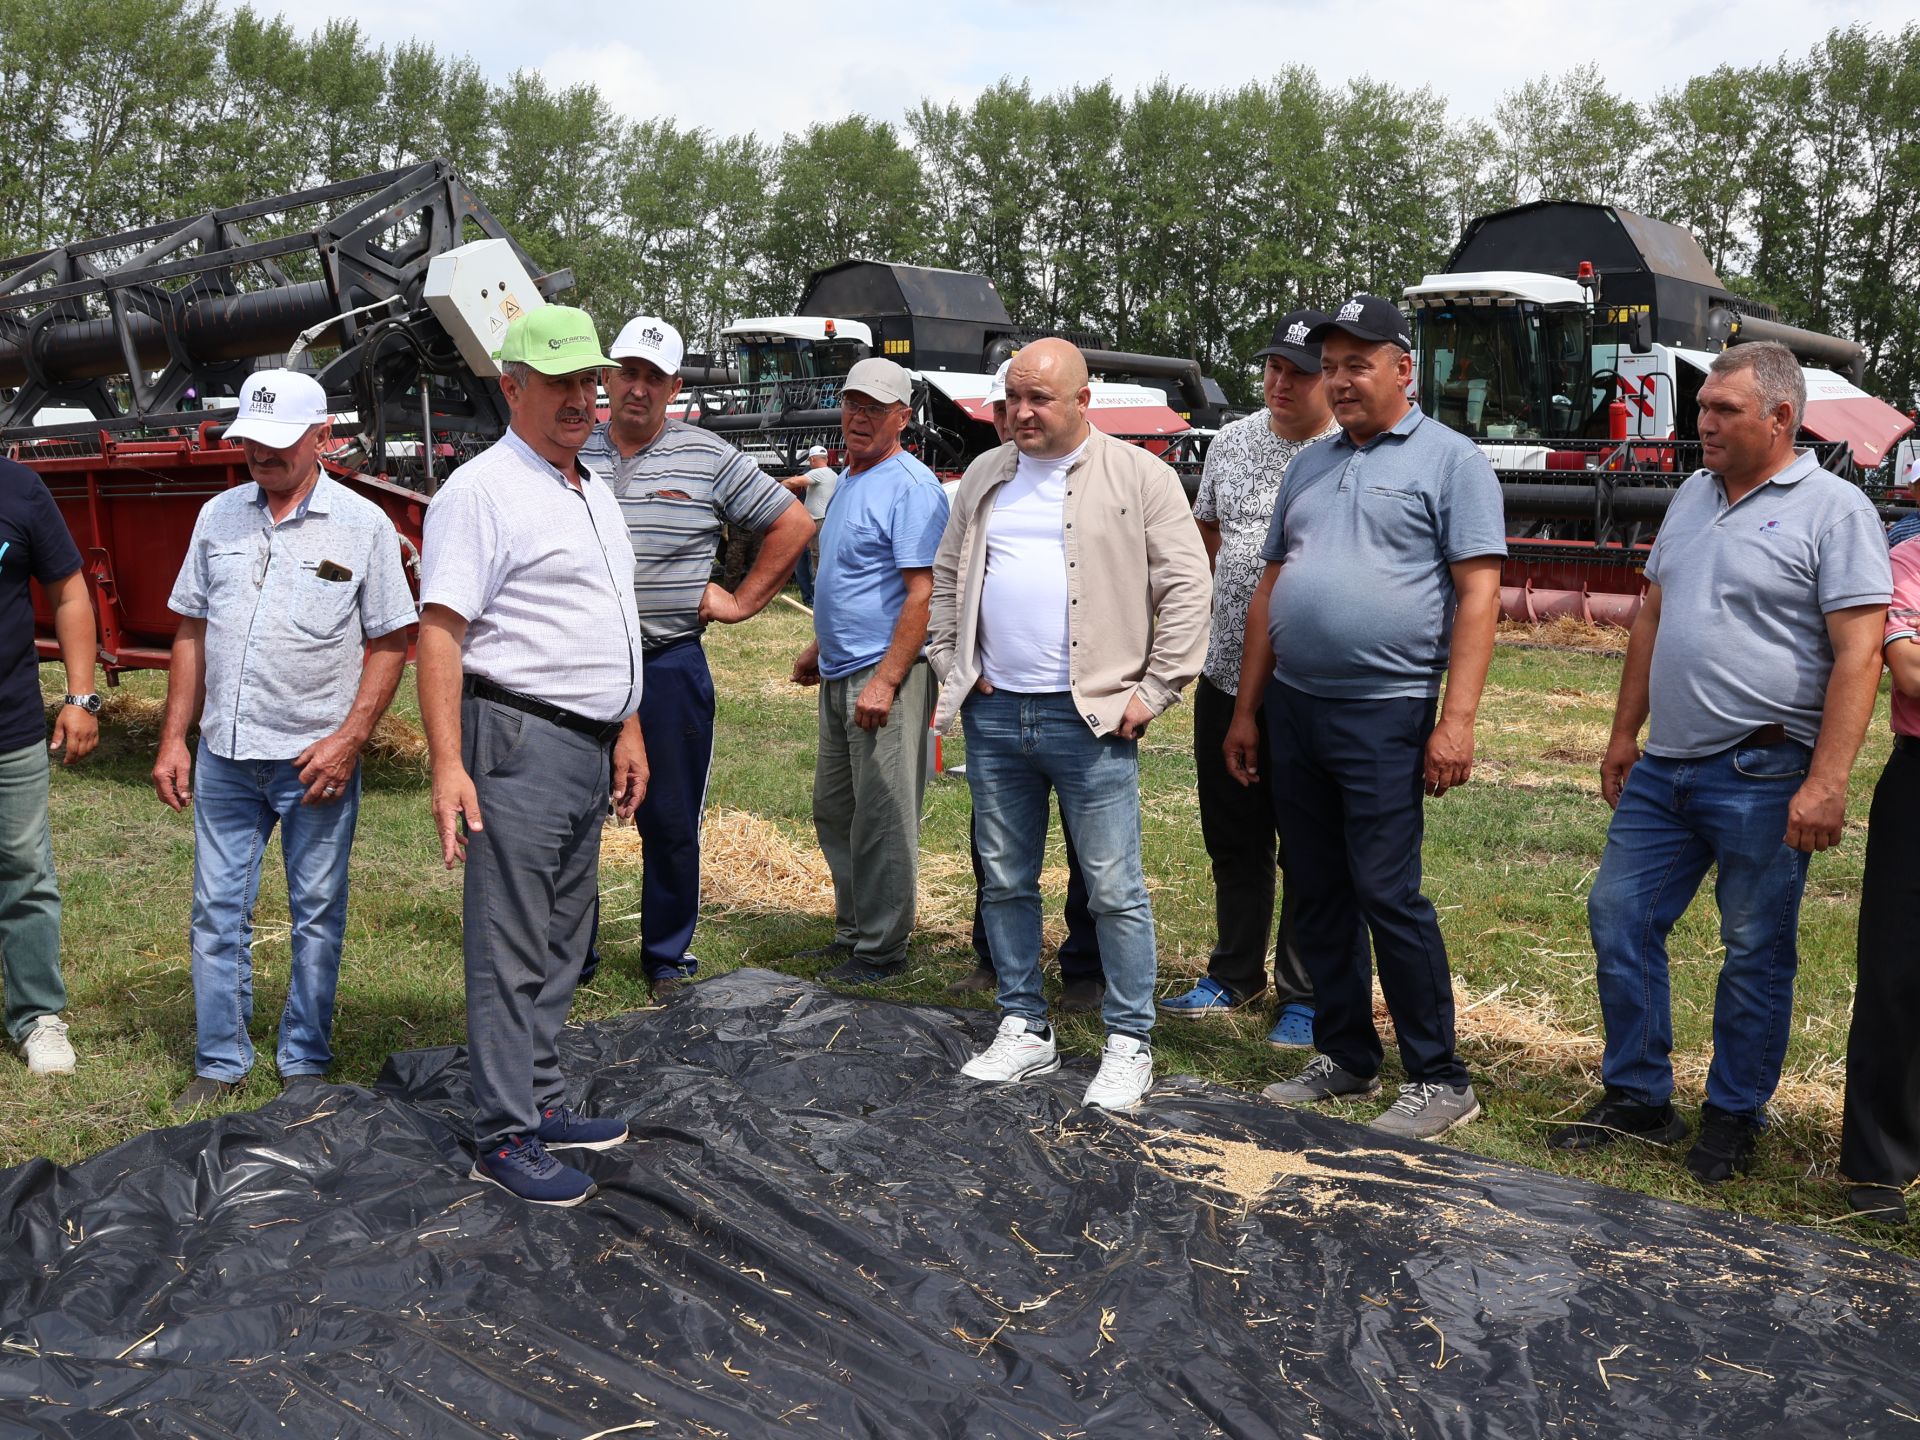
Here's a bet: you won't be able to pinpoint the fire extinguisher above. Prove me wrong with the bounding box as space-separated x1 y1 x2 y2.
1608 397 1629 441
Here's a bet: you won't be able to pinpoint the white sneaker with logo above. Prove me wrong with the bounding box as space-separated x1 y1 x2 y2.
21 1014 75 1076
961 1015 1060 1083
1082 1034 1153 1111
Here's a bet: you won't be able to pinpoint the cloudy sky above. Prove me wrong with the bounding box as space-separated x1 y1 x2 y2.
231 0 1907 140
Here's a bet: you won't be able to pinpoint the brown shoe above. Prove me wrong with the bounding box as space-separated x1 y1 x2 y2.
649 972 693 1002
945 965 997 996
173 1076 238 1113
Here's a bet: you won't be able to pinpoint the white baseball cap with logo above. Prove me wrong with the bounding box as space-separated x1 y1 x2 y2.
985 358 1012 406
225 369 330 446
610 315 686 377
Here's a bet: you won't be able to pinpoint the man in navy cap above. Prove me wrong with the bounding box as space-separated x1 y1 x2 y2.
1226 295 1505 1141
1161 308 1359 1044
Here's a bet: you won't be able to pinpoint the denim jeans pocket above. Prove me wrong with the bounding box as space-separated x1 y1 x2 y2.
1732 739 1811 780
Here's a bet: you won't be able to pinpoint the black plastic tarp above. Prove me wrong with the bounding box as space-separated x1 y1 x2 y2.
4 969 1919 1438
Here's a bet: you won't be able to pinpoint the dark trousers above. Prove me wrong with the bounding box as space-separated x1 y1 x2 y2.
1192 676 1325 1006
1842 742 1920 1188
1265 679 1465 1086
461 695 610 1148
968 806 1103 984
632 639 715 979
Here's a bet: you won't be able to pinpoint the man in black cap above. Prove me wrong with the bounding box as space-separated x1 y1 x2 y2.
1225 295 1506 1141
1161 310 1358 1043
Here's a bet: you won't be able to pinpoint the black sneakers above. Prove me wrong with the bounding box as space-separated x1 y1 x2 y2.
1847 1184 1909 1224
1549 1090 1689 1152
1685 1103 1760 1185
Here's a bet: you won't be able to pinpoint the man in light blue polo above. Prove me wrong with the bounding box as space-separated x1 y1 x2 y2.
790 358 949 985
1553 342 1890 1185
1226 294 1505 1142
155 368 415 1112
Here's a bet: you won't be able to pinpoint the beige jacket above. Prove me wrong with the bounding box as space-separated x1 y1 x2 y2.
928 427 1211 736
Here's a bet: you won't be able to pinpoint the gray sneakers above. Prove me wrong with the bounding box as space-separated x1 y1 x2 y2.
1262 1053 1381 1106
1369 1081 1482 1140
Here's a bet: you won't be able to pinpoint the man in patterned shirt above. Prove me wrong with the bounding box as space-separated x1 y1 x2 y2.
580 316 814 999
1161 310 1363 1044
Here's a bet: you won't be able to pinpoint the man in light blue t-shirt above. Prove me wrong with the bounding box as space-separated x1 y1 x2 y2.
790 358 949 984
1552 342 1890 1186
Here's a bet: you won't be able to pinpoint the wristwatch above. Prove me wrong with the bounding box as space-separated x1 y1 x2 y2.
63 694 102 715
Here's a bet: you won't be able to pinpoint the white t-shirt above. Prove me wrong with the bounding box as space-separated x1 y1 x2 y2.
978 437 1088 692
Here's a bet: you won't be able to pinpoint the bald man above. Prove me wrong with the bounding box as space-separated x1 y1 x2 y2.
929 339 1211 1112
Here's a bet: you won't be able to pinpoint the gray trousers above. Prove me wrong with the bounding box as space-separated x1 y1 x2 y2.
813 660 934 967
462 695 610 1148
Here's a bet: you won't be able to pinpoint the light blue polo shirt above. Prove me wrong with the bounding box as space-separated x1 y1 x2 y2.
813 450 950 680
1259 407 1507 699
1643 450 1892 757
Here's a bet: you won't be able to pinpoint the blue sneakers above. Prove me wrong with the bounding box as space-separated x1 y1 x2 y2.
1157 977 1245 1018
470 1135 597 1207
1267 1003 1316 1049
537 1104 629 1151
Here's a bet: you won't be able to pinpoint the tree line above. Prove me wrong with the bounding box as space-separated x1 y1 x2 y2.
1 1 1914 411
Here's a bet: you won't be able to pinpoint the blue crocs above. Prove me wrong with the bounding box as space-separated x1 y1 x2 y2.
537 1104 629 1151
470 1135 597 1206
1266 1003 1316 1049
1157 977 1245 1018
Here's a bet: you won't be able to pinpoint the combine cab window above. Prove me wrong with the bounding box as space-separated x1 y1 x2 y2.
1417 303 1595 441
735 340 811 388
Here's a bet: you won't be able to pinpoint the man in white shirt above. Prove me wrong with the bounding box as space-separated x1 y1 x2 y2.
419 307 649 1207
929 339 1210 1112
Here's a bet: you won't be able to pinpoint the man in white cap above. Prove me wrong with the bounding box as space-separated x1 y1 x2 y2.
420 305 648 1207
578 316 812 1000
155 368 415 1113
780 444 838 605
791 357 949 984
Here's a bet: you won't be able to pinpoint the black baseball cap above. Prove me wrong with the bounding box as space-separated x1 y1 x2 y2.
1253 308 1332 373
1307 294 1413 351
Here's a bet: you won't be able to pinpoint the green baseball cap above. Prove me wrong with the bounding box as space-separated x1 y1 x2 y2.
492 305 617 375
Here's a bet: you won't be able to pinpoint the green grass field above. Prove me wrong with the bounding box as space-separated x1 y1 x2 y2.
9 604 1907 1250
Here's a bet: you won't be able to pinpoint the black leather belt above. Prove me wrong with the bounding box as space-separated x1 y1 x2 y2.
463 676 624 743
1741 724 1789 747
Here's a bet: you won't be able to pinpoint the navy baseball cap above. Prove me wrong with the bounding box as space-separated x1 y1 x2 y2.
1254 308 1332 373
1308 294 1413 352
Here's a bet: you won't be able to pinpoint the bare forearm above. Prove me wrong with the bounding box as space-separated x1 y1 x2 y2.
161 625 207 744
339 637 407 745
733 506 813 616
1610 606 1660 741
1808 647 1882 788
52 589 98 694
416 618 466 768
1440 589 1498 726
1888 640 1920 700
876 592 930 689
1197 518 1221 570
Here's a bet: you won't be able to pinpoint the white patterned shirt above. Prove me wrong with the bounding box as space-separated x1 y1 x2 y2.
1193 411 1339 694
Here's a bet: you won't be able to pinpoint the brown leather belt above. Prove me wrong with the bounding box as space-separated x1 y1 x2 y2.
1741 724 1789 747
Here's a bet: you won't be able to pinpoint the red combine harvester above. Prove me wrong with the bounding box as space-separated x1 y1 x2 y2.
1406 202 1915 625
8 161 570 678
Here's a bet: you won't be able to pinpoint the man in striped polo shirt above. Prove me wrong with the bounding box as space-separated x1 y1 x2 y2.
581 316 814 999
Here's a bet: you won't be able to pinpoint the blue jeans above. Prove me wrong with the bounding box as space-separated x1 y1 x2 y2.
1588 739 1813 1119
189 742 361 1081
961 689 1156 1039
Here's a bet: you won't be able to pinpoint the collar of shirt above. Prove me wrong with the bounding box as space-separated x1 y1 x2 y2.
501 426 595 490
1332 405 1425 453
249 469 333 524
1709 447 1819 509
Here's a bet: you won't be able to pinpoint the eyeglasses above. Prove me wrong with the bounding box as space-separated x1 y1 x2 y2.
840 395 898 419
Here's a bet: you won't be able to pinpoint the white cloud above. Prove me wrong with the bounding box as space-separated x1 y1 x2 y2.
225 0 1916 139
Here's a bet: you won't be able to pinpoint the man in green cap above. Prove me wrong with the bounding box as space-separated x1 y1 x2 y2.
419 305 649 1206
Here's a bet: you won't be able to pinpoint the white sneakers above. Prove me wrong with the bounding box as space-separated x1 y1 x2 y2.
961 1016 1061 1082
20 1014 75 1076
960 1017 1154 1111
1082 1034 1153 1112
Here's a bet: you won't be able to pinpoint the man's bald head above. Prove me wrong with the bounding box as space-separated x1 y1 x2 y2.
1005 338 1092 459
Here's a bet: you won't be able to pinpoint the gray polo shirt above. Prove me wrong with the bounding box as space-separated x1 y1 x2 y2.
1643 450 1892 757
580 419 794 648
421 428 644 724
168 473 416 761
1258 406 1507 700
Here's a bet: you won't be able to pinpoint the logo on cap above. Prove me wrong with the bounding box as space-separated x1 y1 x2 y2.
1338 300 1365 322
641 326 664 345
1284 322 1309 346
253 390 276 410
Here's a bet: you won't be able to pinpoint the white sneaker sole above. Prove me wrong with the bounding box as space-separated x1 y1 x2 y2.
1083 1084 1152 1112
467 1164 597 1207
961 1054 1061 1083
25 1056 75 1076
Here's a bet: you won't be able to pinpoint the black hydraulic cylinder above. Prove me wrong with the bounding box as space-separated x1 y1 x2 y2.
1708 307 1866 384
1500 481 1679 521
